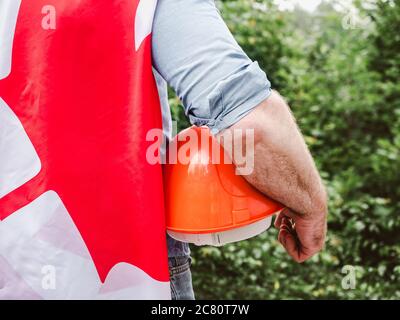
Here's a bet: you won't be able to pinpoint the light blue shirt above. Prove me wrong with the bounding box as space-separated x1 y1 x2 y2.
152 0 272 256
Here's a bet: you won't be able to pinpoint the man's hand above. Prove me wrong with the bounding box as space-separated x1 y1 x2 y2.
275 208 327 262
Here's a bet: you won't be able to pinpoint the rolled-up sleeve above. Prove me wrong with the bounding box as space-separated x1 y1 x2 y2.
152 0 272 133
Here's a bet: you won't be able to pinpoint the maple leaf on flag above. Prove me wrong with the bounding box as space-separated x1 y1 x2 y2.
0 0 169 286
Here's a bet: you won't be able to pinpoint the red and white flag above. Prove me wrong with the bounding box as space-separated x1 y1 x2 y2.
0 0 170 299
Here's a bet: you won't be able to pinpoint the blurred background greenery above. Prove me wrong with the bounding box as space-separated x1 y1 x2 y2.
168 0 400 299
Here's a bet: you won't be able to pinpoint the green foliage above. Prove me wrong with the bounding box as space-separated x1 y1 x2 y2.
169 0 400 299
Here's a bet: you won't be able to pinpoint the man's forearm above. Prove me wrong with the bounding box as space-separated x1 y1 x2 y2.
218 91 327 218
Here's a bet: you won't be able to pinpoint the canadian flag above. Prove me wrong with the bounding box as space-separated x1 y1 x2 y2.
0 0 171 299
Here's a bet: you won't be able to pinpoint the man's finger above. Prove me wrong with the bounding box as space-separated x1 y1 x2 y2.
280 230 304 263
274 212 284 228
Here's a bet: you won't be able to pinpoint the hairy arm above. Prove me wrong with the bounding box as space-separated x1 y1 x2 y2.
217 91 328 262
153 0 327 262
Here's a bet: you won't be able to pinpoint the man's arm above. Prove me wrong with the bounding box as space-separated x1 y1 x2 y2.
153 0 327 262
218 91 327 262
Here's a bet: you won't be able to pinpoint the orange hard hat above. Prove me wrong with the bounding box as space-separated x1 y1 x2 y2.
164 126 284 246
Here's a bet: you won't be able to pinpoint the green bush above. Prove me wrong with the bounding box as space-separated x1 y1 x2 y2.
169 0 400 299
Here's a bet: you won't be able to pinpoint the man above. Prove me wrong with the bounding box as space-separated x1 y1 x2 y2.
0 0 326 300
153 0 327 299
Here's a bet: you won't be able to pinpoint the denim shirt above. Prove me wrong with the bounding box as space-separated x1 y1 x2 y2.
152 0 272 257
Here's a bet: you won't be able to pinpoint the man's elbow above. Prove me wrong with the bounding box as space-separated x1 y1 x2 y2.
239 91 297 143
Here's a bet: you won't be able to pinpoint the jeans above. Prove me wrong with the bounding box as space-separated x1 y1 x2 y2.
168 256 195 300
